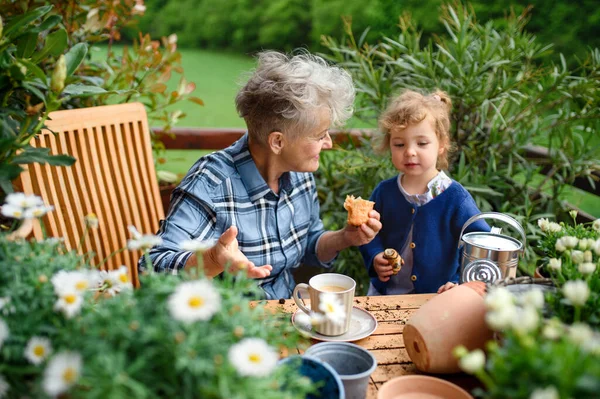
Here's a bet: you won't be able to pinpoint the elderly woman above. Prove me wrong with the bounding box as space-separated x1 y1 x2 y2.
145 50 381 299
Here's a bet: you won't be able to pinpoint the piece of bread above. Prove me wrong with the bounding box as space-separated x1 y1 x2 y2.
344 195 375 226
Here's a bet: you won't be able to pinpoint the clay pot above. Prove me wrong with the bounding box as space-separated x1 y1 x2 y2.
378 375 473 399
404 282 492 374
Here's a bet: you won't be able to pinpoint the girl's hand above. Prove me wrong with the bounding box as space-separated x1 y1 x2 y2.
373 252 394 282
437 281 457 294
343 210 382 247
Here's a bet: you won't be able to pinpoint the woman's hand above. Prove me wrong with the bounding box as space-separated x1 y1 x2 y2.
342 210 382 247
203 226 273 279
373 252 394 282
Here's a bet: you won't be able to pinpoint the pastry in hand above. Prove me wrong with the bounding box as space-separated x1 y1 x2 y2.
383 248 404 275
343 195 375 226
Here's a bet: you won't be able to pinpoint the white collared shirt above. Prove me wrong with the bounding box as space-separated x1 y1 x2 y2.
397 171 453 206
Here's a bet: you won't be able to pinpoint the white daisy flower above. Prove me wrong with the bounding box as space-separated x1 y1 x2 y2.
1 204 24 219
0 319 9 349
168 280 221 323
318 293 346 326
562 280 590 307
53 291 83 319
42 352 82 397
97 270 123 297
111 266 133 292
25 336 52 365
548 258 562 271
84 213 99 229
180 239 214 253
5 193 43 208
578 262 596 276
0 374 8 398
22 205 54 219
51 270 95 295
228 338 278 377
457 349 485 374
530 386 559 399
127 226 163 251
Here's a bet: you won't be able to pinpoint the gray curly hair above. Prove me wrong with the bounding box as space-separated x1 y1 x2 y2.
235 50 355 144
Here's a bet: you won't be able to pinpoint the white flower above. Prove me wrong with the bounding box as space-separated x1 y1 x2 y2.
97 267 132 296
485 305 517 331
180 239 214 253
568 323 593 346
0 319 9 350
54 291 84 319
548 258 562 271
318 293 346 326
555 239 566 252
578 239 592 251
530 386 559 399
537 218 549 232
521 289 545 310
542 318 563 340
84 213 99 229
25 336 52 365
584 250 593 262
1 204 24 219
0 374 8 398
132 3 146 14
457 349 485 374
52 270 95 295
547 222 562 233
228 338 278 377
168 280 221 323
592 219 600 232
562 236 579 249
569 210 578 220
22 205 54 219
578 262 596 276
511 306 539 334
484 287 514 311
592 239 600 256
571 250 584 264
5 193 43 208
127 226 163 250
42 352 82 397
562 280 590 307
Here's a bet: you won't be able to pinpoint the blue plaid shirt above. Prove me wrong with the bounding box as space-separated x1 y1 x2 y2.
144 134 333 299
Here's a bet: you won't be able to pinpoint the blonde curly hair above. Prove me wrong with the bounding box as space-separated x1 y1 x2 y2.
376 89 455 170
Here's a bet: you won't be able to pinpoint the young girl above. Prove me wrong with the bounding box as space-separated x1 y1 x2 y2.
359 89 488 295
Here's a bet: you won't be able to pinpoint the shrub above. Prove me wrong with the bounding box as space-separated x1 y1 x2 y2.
317 4 600 288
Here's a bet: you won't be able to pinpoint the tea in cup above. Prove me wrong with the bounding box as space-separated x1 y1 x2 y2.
292 273 355 336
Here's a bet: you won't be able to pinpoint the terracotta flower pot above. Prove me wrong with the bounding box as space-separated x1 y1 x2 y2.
403 282 492 374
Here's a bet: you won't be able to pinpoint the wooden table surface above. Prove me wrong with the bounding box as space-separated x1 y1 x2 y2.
254 293 477 398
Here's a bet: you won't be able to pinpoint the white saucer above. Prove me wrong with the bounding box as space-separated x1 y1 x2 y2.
291 306 378 342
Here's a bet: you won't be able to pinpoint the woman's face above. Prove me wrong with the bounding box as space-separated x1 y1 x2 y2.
281 108 332 173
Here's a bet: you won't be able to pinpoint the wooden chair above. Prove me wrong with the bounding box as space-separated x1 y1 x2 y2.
16 103 164 287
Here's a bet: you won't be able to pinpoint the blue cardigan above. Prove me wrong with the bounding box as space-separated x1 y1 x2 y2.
359 177 489 294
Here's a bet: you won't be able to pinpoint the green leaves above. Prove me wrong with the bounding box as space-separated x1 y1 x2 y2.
65 43 88 76
2 5 52 39
33 28 67 62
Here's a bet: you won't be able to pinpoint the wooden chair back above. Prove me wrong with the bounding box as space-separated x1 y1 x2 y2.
16 103 164 287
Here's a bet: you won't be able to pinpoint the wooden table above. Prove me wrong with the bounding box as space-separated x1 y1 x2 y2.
253 293 477 398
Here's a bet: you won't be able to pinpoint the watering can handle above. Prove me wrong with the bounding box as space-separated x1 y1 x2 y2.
458 212 527 252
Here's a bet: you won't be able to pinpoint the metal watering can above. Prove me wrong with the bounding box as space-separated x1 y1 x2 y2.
458 212 526 284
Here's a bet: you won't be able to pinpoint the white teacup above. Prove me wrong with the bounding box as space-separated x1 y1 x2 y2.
292 273 356 336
